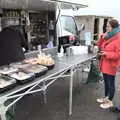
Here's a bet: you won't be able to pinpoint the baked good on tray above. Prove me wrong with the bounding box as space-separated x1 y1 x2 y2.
37 55 55 66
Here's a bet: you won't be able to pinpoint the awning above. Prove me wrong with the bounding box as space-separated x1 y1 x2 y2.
0 0 87 11
50 0 87 9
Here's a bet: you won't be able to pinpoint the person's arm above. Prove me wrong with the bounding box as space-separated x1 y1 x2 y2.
95 32 108 47
105 47 120 60
100 40 120 60
95 34 105 47
18 30 28 51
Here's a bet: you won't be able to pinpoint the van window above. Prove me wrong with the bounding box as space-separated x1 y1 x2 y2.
60 15 77 35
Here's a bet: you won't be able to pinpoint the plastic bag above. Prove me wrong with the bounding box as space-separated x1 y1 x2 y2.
86 60 103 83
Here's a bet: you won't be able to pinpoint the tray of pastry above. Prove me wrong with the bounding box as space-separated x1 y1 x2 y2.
22 64 48 77
44 64 55 70
0 66 18 75
37 56 55 70
0 75 16 93
8 70 35 84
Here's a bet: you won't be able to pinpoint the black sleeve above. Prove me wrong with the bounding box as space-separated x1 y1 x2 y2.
17 30 28 51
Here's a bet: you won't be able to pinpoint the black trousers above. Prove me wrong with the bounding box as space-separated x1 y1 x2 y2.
103 73 115 101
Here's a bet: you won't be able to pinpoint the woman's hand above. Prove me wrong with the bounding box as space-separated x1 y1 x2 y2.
98 51 107 56
102 32 108 38
93 40 98 44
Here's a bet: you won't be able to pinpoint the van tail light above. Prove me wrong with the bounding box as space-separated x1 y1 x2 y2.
69 35 76 41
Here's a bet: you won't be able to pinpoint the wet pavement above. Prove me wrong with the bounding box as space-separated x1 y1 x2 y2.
15 71 120 120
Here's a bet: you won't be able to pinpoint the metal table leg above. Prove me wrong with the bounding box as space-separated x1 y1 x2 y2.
43 81 47 104
0 98 7 120
0 110 6 120
69 67 74 116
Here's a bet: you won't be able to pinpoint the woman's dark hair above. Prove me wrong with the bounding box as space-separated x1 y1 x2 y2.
109 19 119 29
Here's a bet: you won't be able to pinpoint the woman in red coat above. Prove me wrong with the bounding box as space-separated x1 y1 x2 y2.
96 19 120 109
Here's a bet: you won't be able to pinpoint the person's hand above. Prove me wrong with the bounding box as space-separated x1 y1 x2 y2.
92 40 98 45
98 51 106 56
102 32 108 38
93 40 97 44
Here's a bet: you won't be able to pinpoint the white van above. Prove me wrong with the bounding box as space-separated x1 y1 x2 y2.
0 0 87 52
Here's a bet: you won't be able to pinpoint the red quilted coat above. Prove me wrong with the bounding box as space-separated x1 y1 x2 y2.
96 33 120 75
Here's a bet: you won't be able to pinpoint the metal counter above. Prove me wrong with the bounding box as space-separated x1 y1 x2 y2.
0 54 96 120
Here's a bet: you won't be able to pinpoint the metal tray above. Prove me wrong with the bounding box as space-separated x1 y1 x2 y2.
44 64 55 70
0 66 18 75
22 65 48 77
9 70 35 84
0 75 16 93
10 62 31 69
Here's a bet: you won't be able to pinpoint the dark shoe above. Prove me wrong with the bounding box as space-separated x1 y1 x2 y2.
110 106 120 113
117 116 120 120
